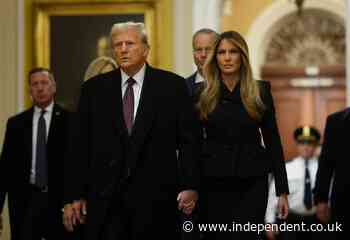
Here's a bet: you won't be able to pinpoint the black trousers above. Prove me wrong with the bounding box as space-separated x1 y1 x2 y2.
330 198 349 240
99 189 180 240
17 186 78 240
18 186 49 240
277 212 333 240
199 175 268 240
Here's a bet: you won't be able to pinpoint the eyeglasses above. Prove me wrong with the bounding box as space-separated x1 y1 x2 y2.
193 47 212 54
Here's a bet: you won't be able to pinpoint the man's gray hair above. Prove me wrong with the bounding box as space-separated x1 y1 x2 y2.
110 21 149 47
192 28 219 49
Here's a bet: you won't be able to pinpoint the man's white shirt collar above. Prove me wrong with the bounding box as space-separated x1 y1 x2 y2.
195 71 205 84
34 101 54 114
121 63 146 87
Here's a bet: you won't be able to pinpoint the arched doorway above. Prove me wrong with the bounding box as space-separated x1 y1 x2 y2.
261 9 346 160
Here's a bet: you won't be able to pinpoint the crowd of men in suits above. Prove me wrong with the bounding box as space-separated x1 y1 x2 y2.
0 22 349 240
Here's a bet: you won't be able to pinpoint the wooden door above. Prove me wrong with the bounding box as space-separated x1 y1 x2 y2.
261 65 346 160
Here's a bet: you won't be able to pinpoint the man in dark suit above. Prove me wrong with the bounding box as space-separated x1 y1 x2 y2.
314 108 350 238
0 68 71 240
62 22 201 240
182 28 218 240
186 28 218 97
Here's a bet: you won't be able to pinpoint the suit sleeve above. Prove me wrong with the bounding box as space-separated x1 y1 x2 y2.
175 76 201 191
63 84 91 204
185 77 194 97
314 114 336 204
259 82 289 196
0 119 14 213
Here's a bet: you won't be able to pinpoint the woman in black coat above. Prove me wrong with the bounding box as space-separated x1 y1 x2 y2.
196 31 289 239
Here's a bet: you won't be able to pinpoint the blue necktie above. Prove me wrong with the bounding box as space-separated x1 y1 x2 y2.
35 110 48 188
304 160 312 209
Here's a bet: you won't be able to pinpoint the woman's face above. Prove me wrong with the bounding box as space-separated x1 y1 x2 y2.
216 39 241 77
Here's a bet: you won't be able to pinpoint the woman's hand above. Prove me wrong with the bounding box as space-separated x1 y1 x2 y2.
277 193 289 220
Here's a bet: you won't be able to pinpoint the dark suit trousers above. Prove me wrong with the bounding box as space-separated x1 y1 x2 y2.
100 189 180 240
331 195 349 239
18 186 49 240
17 186 80 240
277 213 332 240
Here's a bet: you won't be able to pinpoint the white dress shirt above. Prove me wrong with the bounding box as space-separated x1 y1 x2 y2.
265 156 319 223
30 101 54 184
195 72 205 84
121 64 145 120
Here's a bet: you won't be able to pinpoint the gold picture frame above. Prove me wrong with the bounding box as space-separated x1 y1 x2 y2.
29 0 173 108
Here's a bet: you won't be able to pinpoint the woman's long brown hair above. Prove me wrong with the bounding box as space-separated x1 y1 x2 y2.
197 31 265 121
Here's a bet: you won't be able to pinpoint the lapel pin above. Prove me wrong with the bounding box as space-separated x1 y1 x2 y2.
55 111 60 116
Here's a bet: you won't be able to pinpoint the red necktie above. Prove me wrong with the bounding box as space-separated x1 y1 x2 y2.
123 78 136 135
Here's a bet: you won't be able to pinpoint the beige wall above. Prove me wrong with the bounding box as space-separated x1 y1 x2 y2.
0 0 18 238
221 0 274 35
0 0 19 136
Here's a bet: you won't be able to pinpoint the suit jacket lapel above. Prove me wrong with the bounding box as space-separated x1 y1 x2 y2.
47 104 61 145
24 108 34 179
189 72 196 85
186 72 196 94
130 64 156 150
108 69 128 136
109 65 156 145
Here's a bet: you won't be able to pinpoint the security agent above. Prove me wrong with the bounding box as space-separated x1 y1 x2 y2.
265 126 328 240
0 68 72 240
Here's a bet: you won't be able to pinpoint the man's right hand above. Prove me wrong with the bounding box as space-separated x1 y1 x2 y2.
316 202 330 223
63 199 87 232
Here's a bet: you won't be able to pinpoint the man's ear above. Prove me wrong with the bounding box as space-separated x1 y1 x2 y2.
52 80 57 94
143 46 150 58
29 87 34 102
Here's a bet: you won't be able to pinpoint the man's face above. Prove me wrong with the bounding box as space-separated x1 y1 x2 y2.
297 142 317 160
112 27 149 76
193 33 216 74
29 71 56 108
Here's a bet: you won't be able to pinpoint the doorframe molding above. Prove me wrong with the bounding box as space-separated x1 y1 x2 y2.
246 0 345 79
